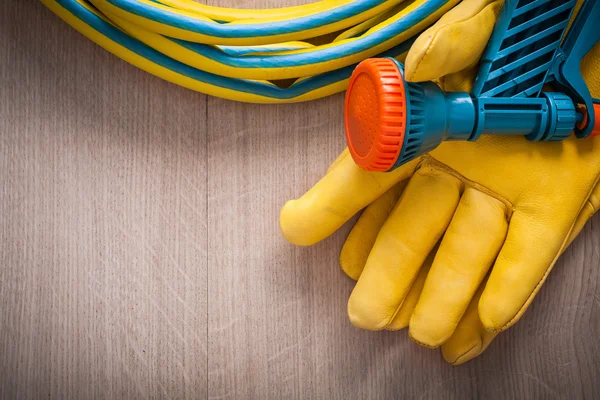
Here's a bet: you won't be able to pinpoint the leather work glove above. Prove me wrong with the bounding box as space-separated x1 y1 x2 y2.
280 0 600 364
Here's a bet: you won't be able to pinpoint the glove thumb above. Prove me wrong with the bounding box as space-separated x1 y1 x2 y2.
280 150 418 246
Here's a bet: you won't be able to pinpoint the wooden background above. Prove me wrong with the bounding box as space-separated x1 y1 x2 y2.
1 1 599 399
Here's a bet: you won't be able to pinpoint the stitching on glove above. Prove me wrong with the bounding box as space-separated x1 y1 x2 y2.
408 331 439 349
386 275 421 329
420 155 515 219
589 196 599 214
588 176 600 215
448 343 478 365
494 240 560 332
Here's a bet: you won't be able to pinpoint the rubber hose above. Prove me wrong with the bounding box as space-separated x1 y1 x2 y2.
41 0 460 103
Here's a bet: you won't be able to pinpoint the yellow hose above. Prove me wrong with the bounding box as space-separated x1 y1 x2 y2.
41 0 460 103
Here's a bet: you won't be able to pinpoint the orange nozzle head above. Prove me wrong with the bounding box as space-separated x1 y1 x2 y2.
344 58 407 171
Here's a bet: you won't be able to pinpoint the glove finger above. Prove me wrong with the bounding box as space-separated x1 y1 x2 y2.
340 181 407 281
478 206 580 332
348 168 462 330
280 151 420 246
385 246 436 331
441 279 498 365
409 188 508 347
566 181 600 247
404 0 503 83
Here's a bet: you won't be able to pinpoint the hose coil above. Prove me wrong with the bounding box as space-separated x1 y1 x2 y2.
42 0 459 103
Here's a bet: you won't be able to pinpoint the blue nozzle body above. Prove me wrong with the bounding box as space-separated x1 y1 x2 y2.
388 59 580 170
346 0 600 172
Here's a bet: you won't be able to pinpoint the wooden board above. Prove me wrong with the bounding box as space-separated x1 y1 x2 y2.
1 1 599 399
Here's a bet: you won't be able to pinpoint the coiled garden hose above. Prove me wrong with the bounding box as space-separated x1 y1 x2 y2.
41 0 459 103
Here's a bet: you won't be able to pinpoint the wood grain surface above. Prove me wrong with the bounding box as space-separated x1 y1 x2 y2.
1 1 599 399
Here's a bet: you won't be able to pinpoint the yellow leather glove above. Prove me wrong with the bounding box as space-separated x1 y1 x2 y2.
280 0 600 364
